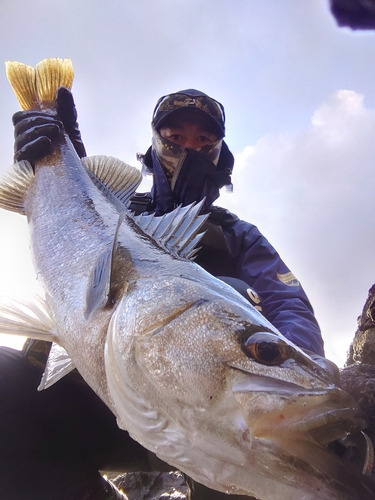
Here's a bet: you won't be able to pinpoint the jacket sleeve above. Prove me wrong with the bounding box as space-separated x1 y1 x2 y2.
227 219 325 356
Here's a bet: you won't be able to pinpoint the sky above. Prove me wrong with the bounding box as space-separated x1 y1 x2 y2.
0 0 374 368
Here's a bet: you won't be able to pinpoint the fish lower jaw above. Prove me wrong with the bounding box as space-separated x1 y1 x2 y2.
308 412 374 478
248 406 373 485
252 407 367 443
307 408 367 447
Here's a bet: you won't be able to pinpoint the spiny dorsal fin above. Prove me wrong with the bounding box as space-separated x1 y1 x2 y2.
85 202 208 317
6 58 74 111
82 156 208 262
133 200 209 261
82 155 142 210
0 160 35 215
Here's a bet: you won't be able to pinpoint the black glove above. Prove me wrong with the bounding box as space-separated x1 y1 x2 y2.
12 86 86 164
56 87 86 159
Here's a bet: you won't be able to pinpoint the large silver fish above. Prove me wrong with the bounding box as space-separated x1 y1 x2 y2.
0 58 374 500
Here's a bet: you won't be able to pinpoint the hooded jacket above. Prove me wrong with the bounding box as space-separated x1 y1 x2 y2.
131 144 325 357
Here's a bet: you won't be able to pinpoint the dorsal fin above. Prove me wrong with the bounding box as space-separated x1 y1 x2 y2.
93 157 210 260
82 155 142 210
0 160 35 214
133 200 209 261
0 155 142 217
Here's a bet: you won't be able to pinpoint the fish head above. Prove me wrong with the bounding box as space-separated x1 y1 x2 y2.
107 276 375 500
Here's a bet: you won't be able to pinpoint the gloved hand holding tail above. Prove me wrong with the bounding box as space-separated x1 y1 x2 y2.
13 86 86 165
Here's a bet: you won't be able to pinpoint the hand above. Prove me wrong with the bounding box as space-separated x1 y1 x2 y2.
12 87 86 164
13 110 63 163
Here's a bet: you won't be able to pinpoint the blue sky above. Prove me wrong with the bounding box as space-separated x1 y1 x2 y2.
0 0 374 367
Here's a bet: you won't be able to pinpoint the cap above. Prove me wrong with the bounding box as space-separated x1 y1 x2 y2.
152 89 225 137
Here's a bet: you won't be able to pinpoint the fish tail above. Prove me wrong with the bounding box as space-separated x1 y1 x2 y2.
0 295 57 342
0 160 34 214
6 58 74 110
35 58 74 107
5 61 38 111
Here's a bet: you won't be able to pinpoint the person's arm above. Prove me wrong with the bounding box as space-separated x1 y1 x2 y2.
229 220 325 356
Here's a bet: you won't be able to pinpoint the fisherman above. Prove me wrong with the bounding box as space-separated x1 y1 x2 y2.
13 87 325 357
0 87 330 500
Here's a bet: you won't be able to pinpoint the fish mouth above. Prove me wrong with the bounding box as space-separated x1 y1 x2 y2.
308 407 367 447
255 402 375 488
326 430 374 476
310 413 374 476
291 400 374 476
278 408 374 476
263 405 372 475
232 375 373 477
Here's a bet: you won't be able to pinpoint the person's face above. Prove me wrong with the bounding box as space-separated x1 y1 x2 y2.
158 111 219 150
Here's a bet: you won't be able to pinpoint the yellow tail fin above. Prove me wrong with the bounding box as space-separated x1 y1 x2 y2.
5 58 74 111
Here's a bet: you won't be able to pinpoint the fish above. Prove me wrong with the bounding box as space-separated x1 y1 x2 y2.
0 58 374 500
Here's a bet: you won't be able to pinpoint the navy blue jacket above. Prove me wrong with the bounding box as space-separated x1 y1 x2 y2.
132 145 324 356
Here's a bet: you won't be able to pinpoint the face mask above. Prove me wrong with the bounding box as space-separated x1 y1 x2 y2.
151 127 223 181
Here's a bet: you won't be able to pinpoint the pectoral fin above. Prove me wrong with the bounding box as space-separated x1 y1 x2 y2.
85 213 125 317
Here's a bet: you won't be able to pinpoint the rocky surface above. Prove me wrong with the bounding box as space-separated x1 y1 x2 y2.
340 284 375 477
346 284 375 366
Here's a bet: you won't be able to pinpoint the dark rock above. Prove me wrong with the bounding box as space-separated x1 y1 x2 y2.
339 285 375 477
346 284 375 366
340 363 375 435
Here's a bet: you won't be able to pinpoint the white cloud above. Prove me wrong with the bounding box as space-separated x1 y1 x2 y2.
0 210 41 349
221 89 375 366
0 0 374 368
233 146 255 172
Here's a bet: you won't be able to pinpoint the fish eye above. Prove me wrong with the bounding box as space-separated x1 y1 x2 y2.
243 332 290 366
